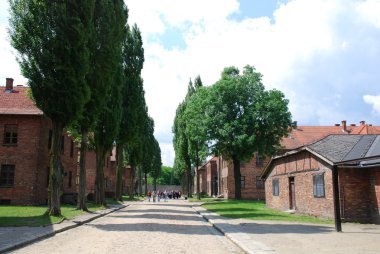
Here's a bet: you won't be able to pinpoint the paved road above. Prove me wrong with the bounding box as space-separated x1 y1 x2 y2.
10 200 243 254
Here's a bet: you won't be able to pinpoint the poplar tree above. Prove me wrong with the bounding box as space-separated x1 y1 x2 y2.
151 139 162 191
76 0 127 210
9 0 94 215
116 24 144 200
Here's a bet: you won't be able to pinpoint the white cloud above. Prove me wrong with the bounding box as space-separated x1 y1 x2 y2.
364 95 380 115
2 1 380 166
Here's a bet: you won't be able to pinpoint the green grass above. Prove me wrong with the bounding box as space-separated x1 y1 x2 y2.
202 200 333 224
188 197 223 203
0 200 121 227
122 195 145 202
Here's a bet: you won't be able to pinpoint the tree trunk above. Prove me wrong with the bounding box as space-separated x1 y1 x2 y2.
95 148 106 206
196 147 201 200
77 128 88 211
232 156 241 200
138 166 142 196
153 178 157 191
144 172 148 195
115 143 124 201
129 165 135 199
187 166 192 198
48 120 64 216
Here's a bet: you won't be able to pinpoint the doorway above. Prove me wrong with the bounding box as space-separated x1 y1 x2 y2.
289 177 296 210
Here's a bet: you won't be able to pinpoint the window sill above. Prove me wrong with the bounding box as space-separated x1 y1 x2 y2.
2 144 18 147
0 185 15 188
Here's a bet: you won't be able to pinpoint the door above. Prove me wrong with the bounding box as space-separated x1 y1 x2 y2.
289 177 296 210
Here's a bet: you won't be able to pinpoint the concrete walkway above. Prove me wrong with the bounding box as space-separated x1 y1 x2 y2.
0 204 126 253
2 200 380 253
193 203 380 254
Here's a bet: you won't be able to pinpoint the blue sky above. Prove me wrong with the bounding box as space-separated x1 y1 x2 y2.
1 0 380 166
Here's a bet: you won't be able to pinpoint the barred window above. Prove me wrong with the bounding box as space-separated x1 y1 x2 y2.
256 176 264 189
256 153 263 167
272 178 279 196
0 164 15 187
3 125 18 145
241 176 246 189
313 174 325 198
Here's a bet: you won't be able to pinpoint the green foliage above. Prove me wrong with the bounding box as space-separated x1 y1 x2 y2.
202 200 332 224
9 0 93 124
157 166 181 185
151 139 162 180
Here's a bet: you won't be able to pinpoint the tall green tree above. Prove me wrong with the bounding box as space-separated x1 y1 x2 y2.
204 66 292 199
141 116 155 195
75 0 127 211
172 80 195 197
9 0 94 215
116 24 144 200
184 76 209 200
151 139 162 191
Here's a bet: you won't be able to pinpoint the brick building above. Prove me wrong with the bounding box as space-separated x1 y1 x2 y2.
0 79 78 205
195 121 380 200
262 135 380 224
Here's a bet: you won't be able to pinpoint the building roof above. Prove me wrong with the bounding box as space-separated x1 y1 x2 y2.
280 126 353 150
351 124 380 134
262 135 380 179
0 86 43 115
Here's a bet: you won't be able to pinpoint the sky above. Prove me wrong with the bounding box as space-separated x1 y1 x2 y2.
1 0 380 167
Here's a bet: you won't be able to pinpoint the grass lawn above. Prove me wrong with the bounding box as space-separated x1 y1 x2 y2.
188 197 223 203
202 200 333 224
0 198 122 227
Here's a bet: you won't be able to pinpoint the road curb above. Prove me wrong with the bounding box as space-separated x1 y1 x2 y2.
0 205 127 253
192 205 277 254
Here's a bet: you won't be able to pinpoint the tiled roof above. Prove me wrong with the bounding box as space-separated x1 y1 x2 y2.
351 124 380 134
308 135 380 164
0 86 43 115
281 126 353 150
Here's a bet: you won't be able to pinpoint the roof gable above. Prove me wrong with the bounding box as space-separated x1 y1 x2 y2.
0 86 43 115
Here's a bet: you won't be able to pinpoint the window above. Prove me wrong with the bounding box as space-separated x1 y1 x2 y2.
68 171 72 188
70 140 74 157
256 176 264 189
313 174 325 198
0 164 15 187
241 176 246 189
272 178 279 196
256 153 263 167
3 125 18 145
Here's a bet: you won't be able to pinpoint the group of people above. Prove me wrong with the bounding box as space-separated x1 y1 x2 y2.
147 190 182 202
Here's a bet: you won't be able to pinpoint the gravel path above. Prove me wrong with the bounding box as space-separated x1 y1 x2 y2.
10 200 243 254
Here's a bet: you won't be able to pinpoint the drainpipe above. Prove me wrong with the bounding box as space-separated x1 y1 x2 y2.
332 165 342 232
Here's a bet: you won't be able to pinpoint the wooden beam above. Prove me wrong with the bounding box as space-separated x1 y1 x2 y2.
332 165 342 232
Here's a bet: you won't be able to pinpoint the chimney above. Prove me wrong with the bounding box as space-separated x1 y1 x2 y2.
360 121 365 126
5 78 14 91
341 120 347 132
350 124 356 126
335 124 340 126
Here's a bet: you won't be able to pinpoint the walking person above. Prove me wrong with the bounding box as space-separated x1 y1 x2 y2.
164 190 168 202
147 191 151 202
153 190 156 202
157 190 161 202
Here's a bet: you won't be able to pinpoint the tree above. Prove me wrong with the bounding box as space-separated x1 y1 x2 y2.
76 0 127 211
172 80 195 197
151 139 162 191
204 66 292 199
184 77 209 200
141 116 155 195
116 24 144 200
157 166 180 185
9 0 94 215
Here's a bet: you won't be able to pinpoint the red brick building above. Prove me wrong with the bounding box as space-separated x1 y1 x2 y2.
195 121 380 200
0 79 78 205
262 135 380 224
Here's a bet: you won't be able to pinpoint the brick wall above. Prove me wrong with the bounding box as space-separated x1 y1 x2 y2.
265 151 380 223
0 115 78 205
265 151 335 219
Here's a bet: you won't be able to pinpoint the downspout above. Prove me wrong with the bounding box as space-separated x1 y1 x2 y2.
332 165 342 232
